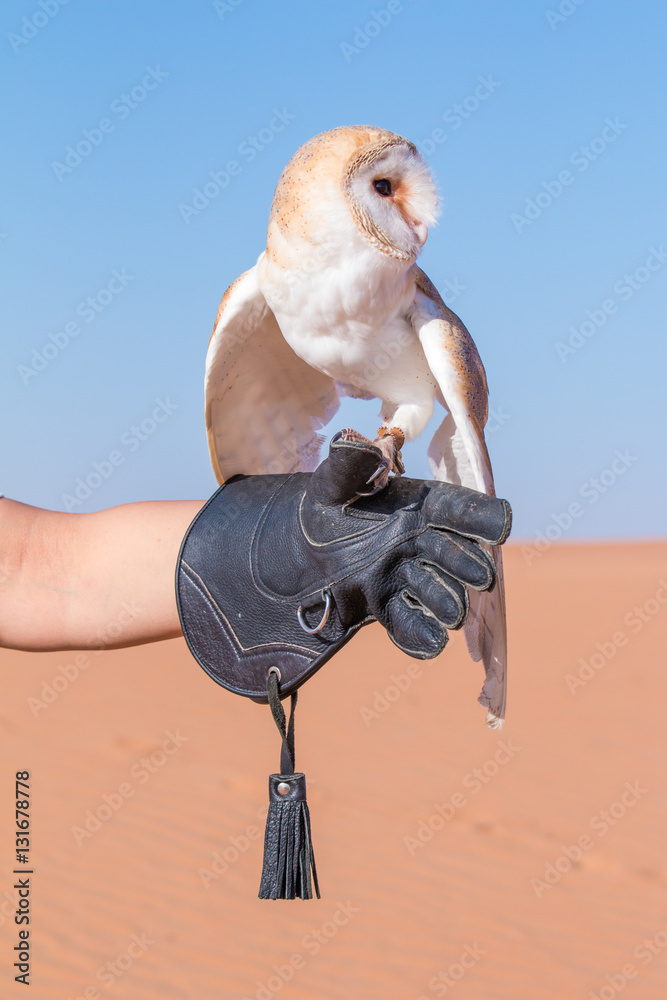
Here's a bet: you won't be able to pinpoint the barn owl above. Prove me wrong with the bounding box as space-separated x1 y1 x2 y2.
205 125 507 728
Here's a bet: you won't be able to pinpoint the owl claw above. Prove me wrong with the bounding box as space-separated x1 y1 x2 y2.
354 458 391 497
338 425 405 494
374 426 405 480
366 460 390 485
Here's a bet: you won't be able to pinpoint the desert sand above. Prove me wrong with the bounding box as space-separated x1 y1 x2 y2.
1 541 666 999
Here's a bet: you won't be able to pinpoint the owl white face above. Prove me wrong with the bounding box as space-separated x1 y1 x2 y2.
343 140 440 261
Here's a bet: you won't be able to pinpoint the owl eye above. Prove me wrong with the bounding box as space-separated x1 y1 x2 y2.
373 178 392 197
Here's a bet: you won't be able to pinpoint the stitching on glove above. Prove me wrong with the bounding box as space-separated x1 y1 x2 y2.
441 532 495 591
418 560 469 628
181 562 317 656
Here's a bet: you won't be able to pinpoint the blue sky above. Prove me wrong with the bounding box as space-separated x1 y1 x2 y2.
1 0 665 541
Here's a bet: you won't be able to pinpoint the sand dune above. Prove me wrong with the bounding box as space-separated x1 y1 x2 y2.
1 541 666 999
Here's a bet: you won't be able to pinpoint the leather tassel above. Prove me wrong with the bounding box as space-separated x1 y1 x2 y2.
259 670 320 900
259 773 319 900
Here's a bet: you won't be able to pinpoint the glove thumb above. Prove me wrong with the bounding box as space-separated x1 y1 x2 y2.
310 432 386 505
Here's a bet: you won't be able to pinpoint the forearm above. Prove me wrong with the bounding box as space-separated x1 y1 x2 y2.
0 498 205 652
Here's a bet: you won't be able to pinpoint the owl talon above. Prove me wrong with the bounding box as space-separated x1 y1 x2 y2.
354 458 391 496
374 425 405 479
356 478 389 497
366 459 390 485
337 425 405 494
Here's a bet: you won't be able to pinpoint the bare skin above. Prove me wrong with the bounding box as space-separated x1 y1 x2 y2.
0 498 205 652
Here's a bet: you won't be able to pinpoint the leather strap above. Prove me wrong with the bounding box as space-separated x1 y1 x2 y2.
266 671 297 776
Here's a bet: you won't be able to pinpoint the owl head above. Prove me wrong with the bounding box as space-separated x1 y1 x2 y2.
267 126 440 265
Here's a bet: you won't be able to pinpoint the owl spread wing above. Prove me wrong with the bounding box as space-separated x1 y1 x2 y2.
205 264 340 482
410 268 508 728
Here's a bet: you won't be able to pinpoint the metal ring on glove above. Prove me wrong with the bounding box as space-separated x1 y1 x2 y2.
297 589 332 635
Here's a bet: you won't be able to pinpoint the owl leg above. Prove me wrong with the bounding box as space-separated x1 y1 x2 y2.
368 399 434 489
337 426 404 495
339 401 431 494
374 426 405 475
381 399 434 442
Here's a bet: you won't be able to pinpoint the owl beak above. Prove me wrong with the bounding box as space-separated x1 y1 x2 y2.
412 221 428 247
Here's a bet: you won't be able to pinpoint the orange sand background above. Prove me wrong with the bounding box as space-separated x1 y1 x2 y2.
1 541 666 999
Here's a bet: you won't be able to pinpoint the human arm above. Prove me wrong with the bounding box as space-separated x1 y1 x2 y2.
0 497 205 652
1 437 511 708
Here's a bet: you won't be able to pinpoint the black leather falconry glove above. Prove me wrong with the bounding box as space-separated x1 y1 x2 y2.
176 433 512 703
177 432 512 900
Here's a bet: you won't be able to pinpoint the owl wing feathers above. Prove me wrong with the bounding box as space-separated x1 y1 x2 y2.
410 268 507 727
205 264 340 483
205 260 507 726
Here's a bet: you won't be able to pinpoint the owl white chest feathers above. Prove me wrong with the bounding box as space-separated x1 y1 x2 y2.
256 247 438 410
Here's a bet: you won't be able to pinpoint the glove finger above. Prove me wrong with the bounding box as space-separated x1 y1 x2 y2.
401 559 468 629
375 590 448 659
416 529 496 591
425 484 512 546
